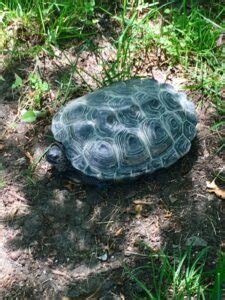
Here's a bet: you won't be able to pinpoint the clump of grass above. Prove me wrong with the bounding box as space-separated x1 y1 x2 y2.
98 1 163 83
0 0 96 50
126 247 225 299
125 246 209 299
10 69 50 122
210 251 225 299
159 3 224 133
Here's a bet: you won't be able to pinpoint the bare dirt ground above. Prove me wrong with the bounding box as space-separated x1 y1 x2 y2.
0 48 225 299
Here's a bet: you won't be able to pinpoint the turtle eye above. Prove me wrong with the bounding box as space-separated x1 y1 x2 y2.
49 152 59 160
46 146 62 164
46 152 59 163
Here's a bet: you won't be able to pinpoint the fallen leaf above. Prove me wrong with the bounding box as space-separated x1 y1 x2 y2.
220 240 225 249
135 204 143 218
206 180 225 200
165 212 172 218
217 33 225 47
0 144 5 150
12 208 19 218
115 228 123 237
120 293 125 300
25 151 33 163
8 190 27 202
64 182 76 192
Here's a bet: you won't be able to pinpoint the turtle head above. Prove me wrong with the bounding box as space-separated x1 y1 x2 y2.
46 143 68 171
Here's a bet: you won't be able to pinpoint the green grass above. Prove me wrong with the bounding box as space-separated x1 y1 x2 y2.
211 251 225 299
0 0 96 47
0 162 6 189
1 1 224 131
125 247 225 299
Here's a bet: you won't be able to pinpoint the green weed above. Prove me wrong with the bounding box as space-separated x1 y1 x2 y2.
126 247 225 299
54 67 80 107
98 1 162 83
100 1 224 132
0 0 97 49
0 179 5 189
1 0 224 131
0 162 6 189
125 246 209 299
11 71 49 122
210 251 225 299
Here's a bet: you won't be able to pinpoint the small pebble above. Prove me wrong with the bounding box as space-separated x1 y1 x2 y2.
185 236 207 247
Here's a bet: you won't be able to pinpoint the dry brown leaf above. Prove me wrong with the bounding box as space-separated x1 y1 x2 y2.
115 228 123 237
165 211 172 218
64 181 76 192
220 240 225 249
120 293 125 300
25 151 33 163
135 204 143 218
0 143 5 150
206 180 225 200
216 33 225 47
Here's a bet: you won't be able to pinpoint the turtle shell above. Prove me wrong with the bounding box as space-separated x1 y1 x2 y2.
52 78 197 180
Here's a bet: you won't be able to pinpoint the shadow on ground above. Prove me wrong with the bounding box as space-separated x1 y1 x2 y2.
2 128 224 298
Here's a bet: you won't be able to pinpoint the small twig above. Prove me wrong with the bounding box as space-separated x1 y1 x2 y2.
96 221 114 224
51 269 71 279
86 286 102 299
8 190 27 202
124 250 148 257
133 200 153 206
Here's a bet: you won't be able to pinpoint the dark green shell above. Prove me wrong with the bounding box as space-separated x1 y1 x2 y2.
52 78 197 180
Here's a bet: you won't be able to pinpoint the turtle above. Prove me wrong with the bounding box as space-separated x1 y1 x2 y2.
46 78 197 184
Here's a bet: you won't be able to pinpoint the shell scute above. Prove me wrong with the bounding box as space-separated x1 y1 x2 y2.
115 130 150 168
159 90 181 111
63 103 89 124
162 148 179 168
84 139 118 170
117 105 144 127
142 119 173 158
162 113 182 140
141 97 165 116
91 109 121 137
69 122 95 145
108 96 133 110
174 135 191 156
183 121 196 140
